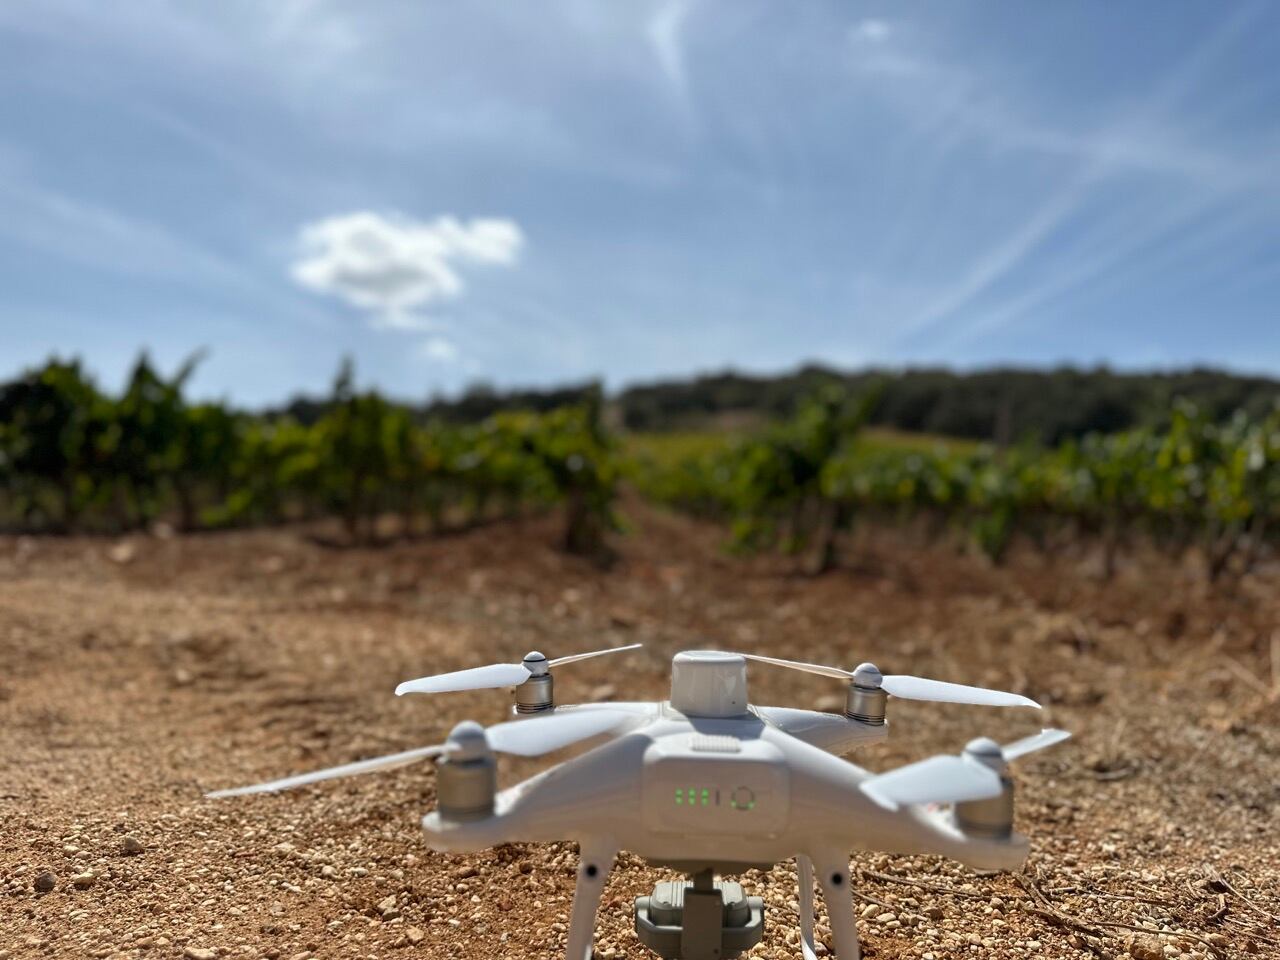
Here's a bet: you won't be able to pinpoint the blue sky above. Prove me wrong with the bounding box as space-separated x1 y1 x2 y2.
0 1 1277 405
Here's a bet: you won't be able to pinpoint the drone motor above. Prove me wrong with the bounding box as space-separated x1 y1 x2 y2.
844 662 888 724
435 721 498 821
395 643 643 715
514 651 555 714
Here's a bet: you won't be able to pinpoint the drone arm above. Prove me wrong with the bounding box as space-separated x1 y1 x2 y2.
786 737 1031 874
755 706 887 754
564 836 618 960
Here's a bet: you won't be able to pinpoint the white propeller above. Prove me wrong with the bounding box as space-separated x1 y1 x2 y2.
860 728 1071 810
206 708 631 799
861 755 1000 810
395 643 643 696
1001 727 1071 760
739 653 1039 708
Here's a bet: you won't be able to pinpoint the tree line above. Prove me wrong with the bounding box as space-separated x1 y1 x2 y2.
234 361 1280 446
627 387 1280 580
616 364 1280 444
0 356 616 560
5 353 1280 583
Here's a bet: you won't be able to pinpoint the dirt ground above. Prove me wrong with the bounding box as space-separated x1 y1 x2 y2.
1 502 1277 960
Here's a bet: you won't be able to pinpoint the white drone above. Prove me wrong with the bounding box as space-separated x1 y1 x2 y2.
208 644 1068 960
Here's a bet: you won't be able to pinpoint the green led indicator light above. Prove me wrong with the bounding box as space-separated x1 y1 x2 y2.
675 789 683 805
701 789 710 806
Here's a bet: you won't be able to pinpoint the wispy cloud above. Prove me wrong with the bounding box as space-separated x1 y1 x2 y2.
896 173 1100 338
646 0 703 130
870 3 1274 350
0 153 244 285
648 0 692 90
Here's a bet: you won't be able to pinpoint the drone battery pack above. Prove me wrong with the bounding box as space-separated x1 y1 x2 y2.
641 735 790 838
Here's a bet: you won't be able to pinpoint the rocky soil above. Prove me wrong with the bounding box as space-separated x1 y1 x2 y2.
1 503 1277 959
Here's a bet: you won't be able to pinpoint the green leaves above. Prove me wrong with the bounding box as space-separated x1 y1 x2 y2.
0 357 619 555
629 392 1280 575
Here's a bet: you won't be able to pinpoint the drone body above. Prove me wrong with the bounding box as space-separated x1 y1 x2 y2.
210 647 1066 960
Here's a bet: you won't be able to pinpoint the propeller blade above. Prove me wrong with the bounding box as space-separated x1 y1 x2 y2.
881 675 1040 709
740 654 1038 708
860 755 1002 811
395 645 643 696
549 643 643 668
740 653 852 681
206 743 447 798
395 662 531 696
1002 728 1071 761
485 708 631 756
207 709 633 799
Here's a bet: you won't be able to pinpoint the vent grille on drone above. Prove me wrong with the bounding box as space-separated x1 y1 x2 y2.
690 735 741 753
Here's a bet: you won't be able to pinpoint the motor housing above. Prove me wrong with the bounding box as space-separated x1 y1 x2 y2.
436 721 497 821
952 737 1014 838
844 662 887 724
515 652 555 714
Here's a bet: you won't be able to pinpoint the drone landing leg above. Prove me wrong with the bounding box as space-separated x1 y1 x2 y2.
564 837 618 960
797 855 820 960
809 853 860 960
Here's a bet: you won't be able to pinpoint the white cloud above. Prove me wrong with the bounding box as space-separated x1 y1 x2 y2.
850 19 892 44
848 19 922 78
290 211 523 326
420 337 459 362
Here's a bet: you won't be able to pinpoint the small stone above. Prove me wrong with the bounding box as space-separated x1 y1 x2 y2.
405 927 425 945
71 872 96 889
121 836 144 856
1128 936 1164 960
453 865 478 879
875 912 896 924
34 871 56 893
377 895 400 920
182 949 217 960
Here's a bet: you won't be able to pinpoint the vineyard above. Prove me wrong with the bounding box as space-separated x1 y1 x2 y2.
0 357 617 559
629 389 1280 581
4 358 1279 959
4 357 1280 582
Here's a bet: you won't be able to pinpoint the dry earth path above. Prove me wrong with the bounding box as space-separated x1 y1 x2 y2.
1 505 1277 959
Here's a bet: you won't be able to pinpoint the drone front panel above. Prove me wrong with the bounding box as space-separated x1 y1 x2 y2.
641 734 790 837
